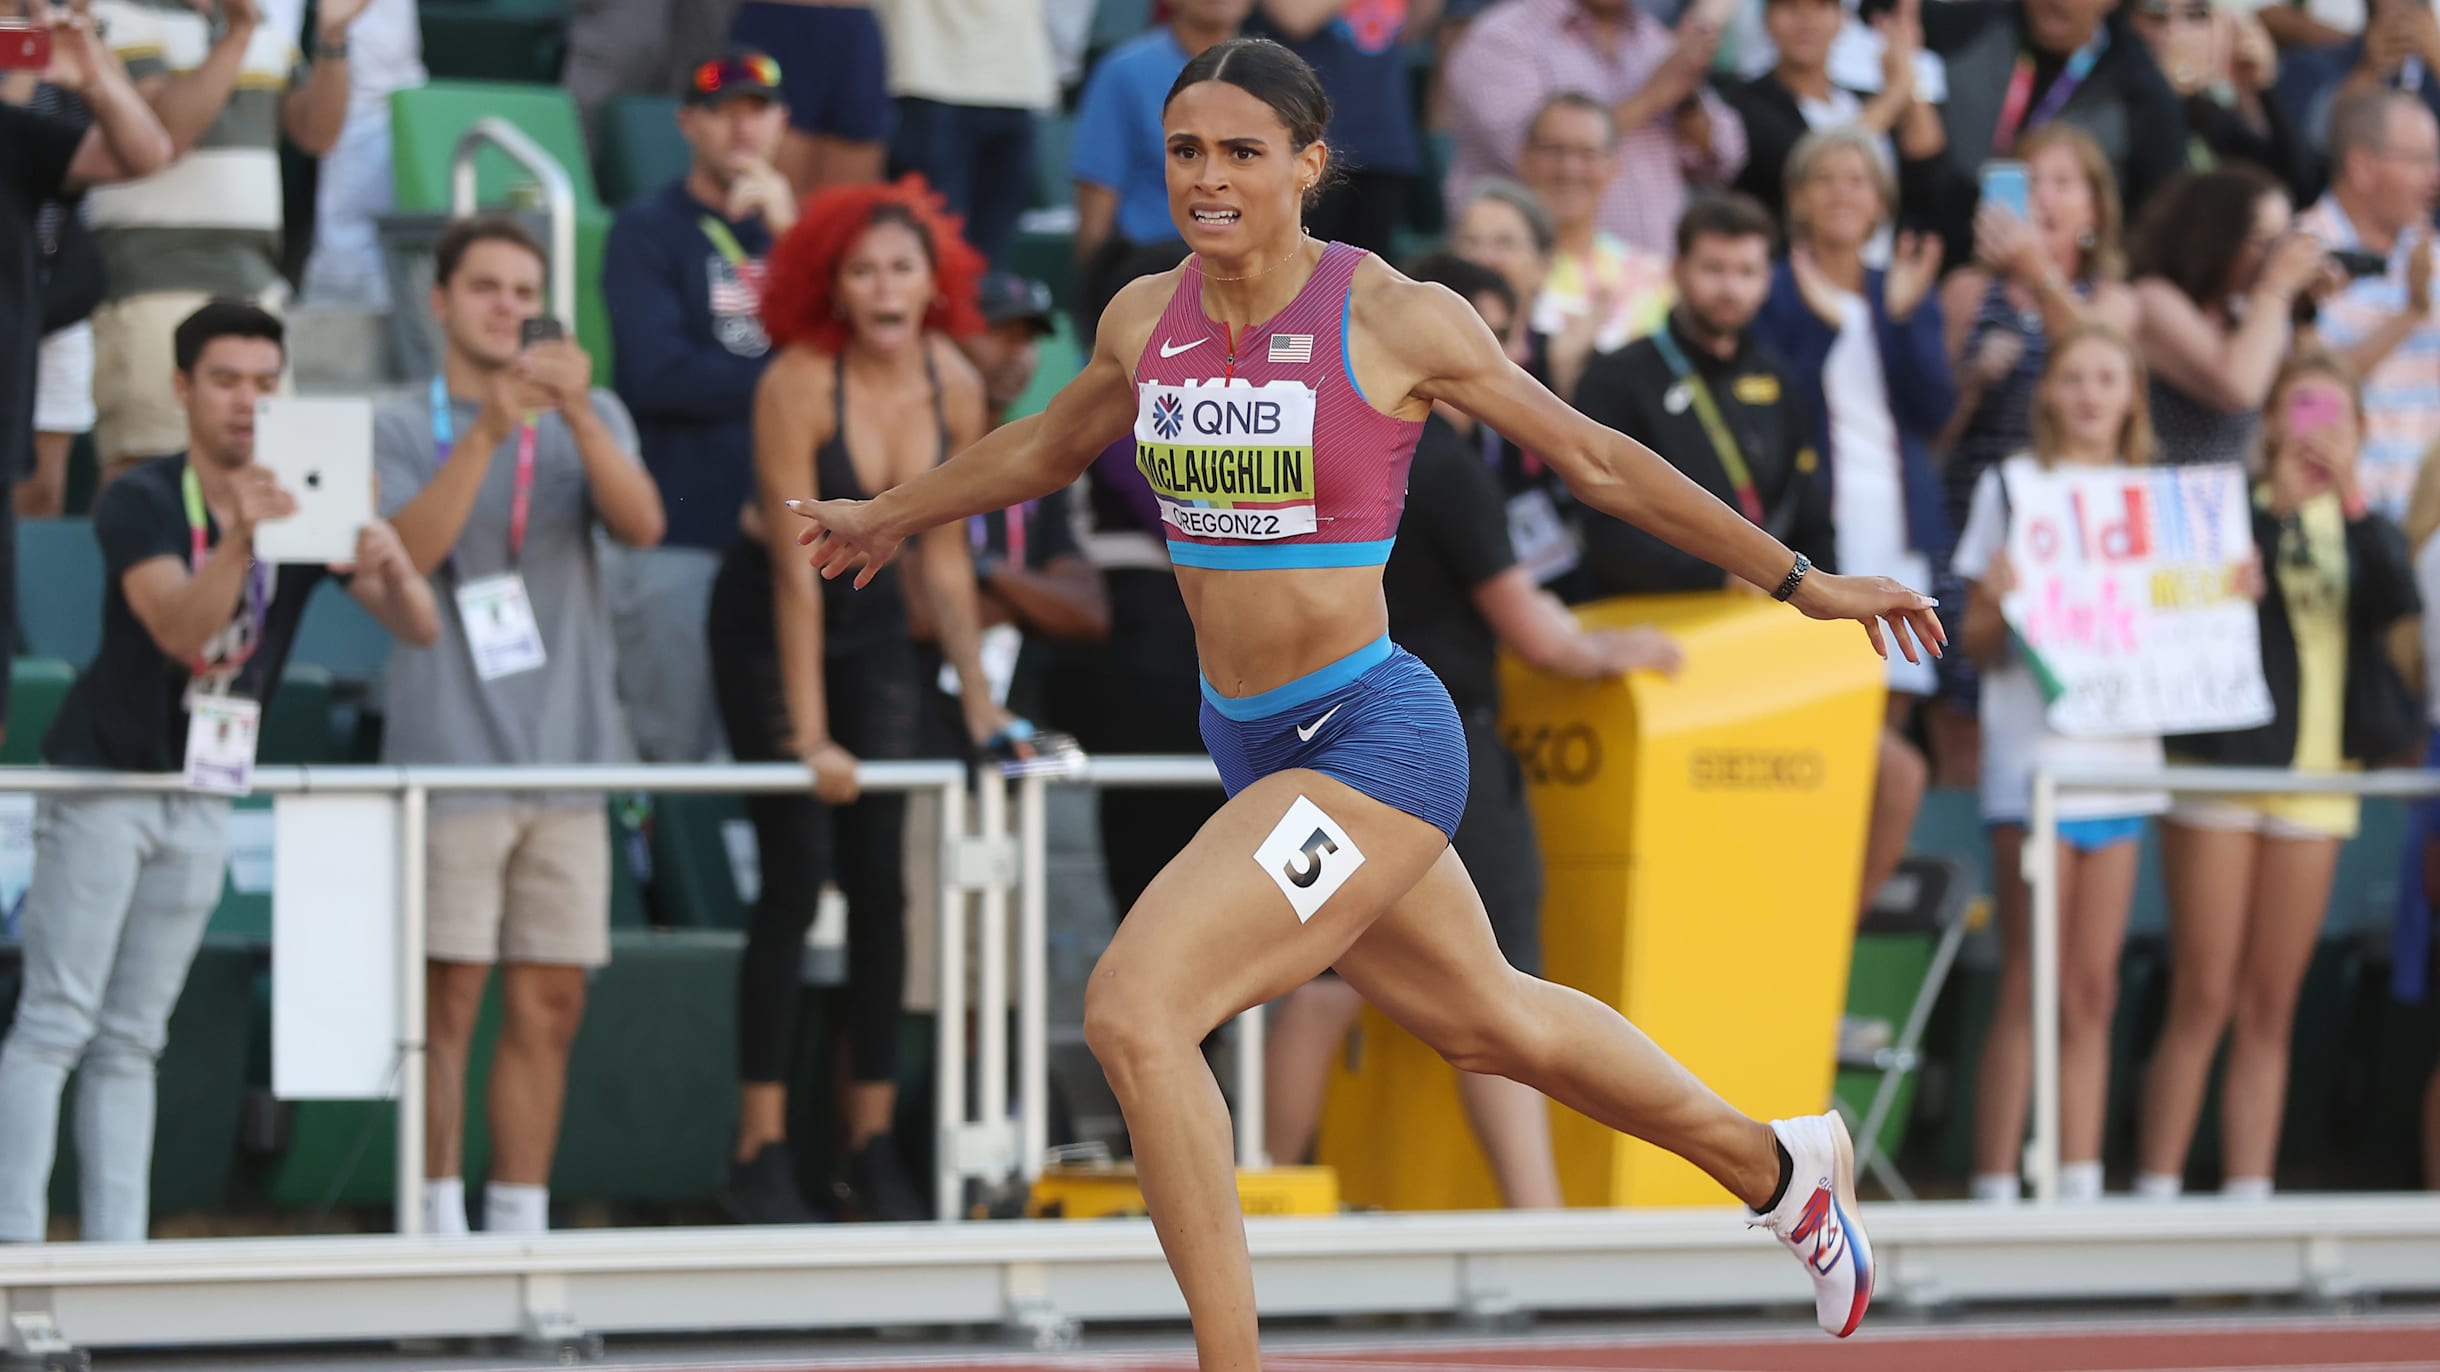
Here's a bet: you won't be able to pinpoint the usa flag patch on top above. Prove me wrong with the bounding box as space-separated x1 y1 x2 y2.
1269 334 1313 364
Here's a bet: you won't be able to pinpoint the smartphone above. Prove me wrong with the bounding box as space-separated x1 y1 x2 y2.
2331 247 2390 279
518 315 565 349
1980 160 2031 222
2288 385 2346 436
0 21 52 71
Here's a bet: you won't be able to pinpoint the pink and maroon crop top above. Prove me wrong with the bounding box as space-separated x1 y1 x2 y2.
1129 240 1425 569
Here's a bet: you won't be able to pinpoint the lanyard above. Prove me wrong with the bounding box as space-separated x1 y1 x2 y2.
970 504 1029 568
698 215 767 305
1649 328 1765 526
698 215 752 267
429 375 539 564
1992 27 2108 155
180 462 272 683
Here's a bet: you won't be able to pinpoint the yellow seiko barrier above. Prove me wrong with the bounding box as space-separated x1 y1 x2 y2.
1315 592 1886 1208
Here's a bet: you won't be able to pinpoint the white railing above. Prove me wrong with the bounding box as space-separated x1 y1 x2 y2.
0 761 1013 1232
2024 763 2438 1206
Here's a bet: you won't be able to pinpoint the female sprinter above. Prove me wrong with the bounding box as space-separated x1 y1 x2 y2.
790 38 1941 1358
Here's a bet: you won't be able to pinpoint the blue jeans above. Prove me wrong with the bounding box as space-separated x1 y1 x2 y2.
0 794 230 1242
888 98 1036 268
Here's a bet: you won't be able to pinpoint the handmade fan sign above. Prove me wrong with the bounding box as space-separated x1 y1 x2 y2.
2000 461 2272 738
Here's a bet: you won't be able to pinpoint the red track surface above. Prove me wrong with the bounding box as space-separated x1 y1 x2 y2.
482 1316 2440 1372
1249 1321 2440 1371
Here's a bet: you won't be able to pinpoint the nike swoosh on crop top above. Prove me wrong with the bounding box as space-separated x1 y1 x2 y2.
1131 240 1425 570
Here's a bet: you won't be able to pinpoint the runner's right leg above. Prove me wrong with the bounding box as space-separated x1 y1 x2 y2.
1084 768 1455 1372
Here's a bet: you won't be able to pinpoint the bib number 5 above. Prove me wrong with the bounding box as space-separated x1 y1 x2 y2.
1254 796 1366 922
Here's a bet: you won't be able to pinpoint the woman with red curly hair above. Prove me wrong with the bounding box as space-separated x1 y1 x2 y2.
705 175 1013 1223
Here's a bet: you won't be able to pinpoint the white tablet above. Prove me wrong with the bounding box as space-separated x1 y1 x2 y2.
251 396 375 566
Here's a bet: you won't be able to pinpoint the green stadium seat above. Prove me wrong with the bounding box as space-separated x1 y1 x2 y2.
17 517 102 668
416 1 569 85
1089 0 1153 60
1011 314 1082 421
390 83 615 370
259 664 338 765
1032 110 1074 212
291 578 394 687
649 792 750 930
207 796 274 942
3 658 75 765
548 929 743 1201
597 94 690 207
1010 227 1077 318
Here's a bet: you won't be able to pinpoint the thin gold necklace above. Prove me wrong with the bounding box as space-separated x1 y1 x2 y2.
1199 234 1316 284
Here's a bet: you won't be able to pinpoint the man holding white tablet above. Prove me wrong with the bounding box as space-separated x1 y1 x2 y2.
375 215 665 1237
0 300 439 1244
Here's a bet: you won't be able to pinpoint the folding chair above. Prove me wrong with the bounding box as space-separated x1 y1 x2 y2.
1834 853 1978 1201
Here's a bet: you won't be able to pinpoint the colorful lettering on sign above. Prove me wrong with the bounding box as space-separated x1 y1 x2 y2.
2021 570 2141 657
2022 469 2237 570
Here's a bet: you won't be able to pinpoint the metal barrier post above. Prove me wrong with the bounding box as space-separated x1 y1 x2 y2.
1018 773 1050 1182
1235 1008 1268 1170
449 118 578 336
935 779 970 1222
977 770 1011 1168
2028 768 2061 1207
395 782 428 1236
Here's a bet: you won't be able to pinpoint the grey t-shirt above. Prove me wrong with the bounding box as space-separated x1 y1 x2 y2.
374 382 641 805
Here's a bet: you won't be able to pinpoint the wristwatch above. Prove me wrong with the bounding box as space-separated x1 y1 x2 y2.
1771 552 1812 603
314 33 350 60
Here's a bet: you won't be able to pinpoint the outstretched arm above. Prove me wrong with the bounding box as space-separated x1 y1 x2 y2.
792 276 1157 585
1389 278 1945 662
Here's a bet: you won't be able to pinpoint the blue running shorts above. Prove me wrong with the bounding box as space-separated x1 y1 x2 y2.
1199 635 1469 840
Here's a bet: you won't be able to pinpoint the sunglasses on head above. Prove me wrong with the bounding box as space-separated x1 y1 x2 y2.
2139 1 2214 22
692 54 781 95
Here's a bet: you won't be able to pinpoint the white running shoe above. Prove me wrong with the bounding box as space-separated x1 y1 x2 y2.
1749 1112 1874 1338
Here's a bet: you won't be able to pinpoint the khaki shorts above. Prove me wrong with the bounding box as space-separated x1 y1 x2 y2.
425 803 612 967
91 287 288 469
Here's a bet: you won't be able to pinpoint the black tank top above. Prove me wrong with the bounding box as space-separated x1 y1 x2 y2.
708 346 953 660
813 347 951 657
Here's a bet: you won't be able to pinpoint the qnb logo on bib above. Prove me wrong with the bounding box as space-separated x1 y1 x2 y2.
1133 380 1319 541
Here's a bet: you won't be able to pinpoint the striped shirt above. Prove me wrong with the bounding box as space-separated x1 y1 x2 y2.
1442 0 1747 257
88 0 305 299
2298 196 2440 523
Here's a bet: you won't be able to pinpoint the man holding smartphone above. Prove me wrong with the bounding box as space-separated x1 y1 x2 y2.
374 216 666 1238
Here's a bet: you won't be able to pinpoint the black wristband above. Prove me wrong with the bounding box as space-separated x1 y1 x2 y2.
1771 552 1811 603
